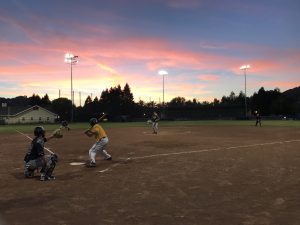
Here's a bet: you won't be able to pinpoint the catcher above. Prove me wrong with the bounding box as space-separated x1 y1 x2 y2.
23 126 61 181
151 111 160 134
84 117 112 167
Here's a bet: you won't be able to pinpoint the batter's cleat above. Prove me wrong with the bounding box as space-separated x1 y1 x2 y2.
40 174 46 181
46 175 56 180
105 157 112 161
40 174 56 181
24 170 35 178
86 161 96 167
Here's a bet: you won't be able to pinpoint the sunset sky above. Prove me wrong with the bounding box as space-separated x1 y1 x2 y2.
0 0 299 106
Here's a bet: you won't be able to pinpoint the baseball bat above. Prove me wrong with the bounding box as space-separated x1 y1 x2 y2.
98 112 107 121
16 130 55 154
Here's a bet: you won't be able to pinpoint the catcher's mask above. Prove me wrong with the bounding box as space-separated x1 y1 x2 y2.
89 118 98 126
34 126 45 137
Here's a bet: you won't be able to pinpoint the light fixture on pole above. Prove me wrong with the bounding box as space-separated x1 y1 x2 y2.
240 64 250 117
158 70 168 107
64 53 78 122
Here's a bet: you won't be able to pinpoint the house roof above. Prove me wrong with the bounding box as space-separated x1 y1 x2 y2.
0 105 57 117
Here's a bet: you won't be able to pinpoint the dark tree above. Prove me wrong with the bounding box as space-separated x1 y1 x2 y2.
41 94 51 106
169 97 186 107
51 98 72 121
84 96 92 106
29 94 41 106
121 83 135 115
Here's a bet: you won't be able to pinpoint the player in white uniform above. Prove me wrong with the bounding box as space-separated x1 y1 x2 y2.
151 112 160 134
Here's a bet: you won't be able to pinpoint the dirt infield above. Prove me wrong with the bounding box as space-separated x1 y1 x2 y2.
0 125 300 225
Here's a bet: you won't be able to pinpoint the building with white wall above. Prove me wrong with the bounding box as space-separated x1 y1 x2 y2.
0 105 59 124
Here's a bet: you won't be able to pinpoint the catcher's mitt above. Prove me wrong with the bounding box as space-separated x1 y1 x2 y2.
52 128 63 138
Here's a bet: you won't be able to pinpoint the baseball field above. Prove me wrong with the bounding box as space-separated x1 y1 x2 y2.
0 120 300 225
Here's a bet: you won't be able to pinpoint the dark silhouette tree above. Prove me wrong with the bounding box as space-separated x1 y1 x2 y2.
169 97 186 107
51 98 72 121
84 96 92 106
29 94 41 106
40 94 51 106
121 83 134 115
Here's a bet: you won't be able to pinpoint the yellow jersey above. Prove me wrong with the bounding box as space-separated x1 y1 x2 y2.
90 124 107 141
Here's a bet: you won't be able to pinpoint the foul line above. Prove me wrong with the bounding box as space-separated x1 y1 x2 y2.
16 130 55 154
98 158 131 173
128 139 300 160
98 139 300 173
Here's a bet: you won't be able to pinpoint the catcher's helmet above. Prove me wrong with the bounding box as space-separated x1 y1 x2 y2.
34 126 45 137
89 118 98 126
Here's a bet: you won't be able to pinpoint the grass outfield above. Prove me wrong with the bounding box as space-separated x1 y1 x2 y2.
1 119 300 134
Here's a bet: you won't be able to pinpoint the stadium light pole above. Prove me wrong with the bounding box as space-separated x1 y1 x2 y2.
240 65 250 118
158 70 168 107
64 53 78 122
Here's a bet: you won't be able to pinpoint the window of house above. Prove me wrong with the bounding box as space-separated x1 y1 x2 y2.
31 117 33 121
47 117 49 121
39 117 42 121
22 117 25 121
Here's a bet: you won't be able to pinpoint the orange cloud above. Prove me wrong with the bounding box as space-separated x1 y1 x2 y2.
97 63 117 74
1 18 299 103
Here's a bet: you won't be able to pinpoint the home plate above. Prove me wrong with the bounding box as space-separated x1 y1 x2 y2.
70 162 85 166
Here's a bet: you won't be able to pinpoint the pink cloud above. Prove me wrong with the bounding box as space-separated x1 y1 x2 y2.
198 74 220 81
1 17 299 103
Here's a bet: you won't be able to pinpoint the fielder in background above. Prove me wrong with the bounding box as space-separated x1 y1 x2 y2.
24 126 59 181
60 120 71 131
84 118 112 167
151 111 160 134
255 111 262 127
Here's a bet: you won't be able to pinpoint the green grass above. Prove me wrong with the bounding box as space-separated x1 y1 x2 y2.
1 120 300 134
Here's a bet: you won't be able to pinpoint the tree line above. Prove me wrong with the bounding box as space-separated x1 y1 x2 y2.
1 84 299 121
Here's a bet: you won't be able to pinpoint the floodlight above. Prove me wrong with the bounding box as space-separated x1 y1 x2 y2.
158 70 168 76
240 65 250 70
240 64 251 117
65 52 79 122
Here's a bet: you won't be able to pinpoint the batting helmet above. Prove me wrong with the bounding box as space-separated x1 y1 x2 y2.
34 126 45 137
89 118 98 126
